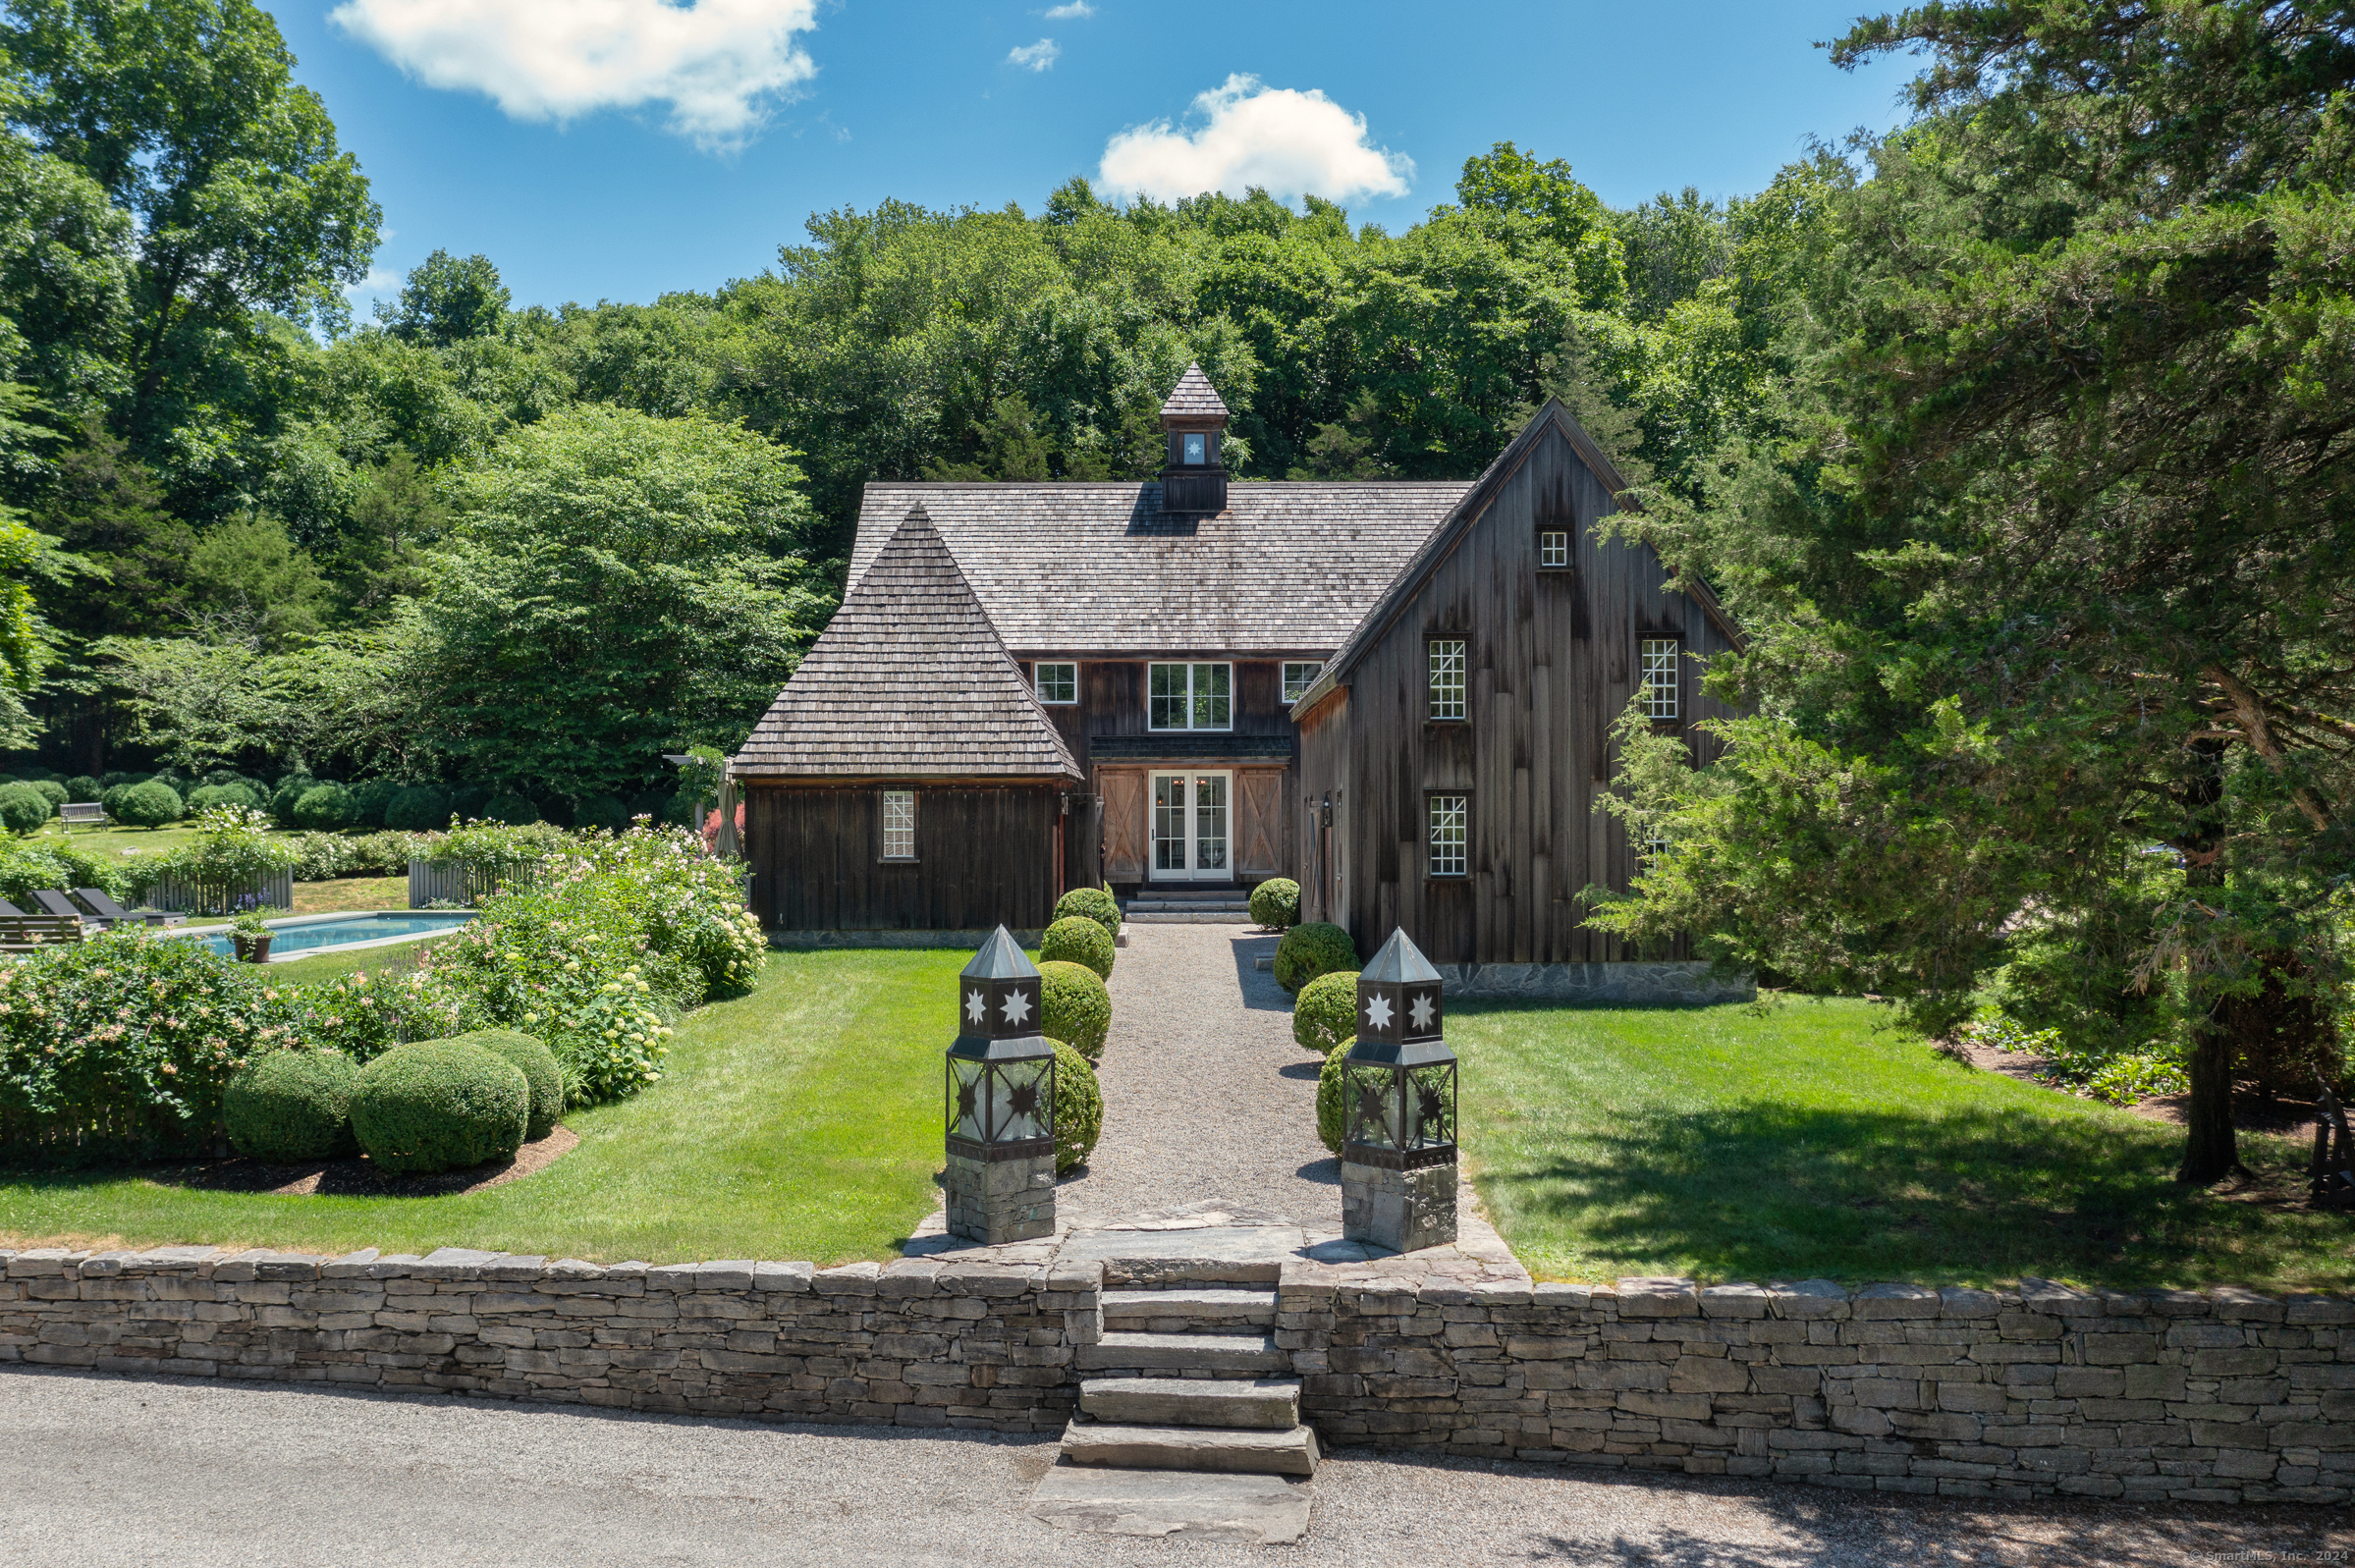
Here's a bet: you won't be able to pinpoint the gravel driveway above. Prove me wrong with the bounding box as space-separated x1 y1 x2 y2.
4 1368 2345 1567
1054 922 1338 1230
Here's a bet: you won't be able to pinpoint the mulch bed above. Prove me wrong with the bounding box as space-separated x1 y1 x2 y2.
147 1126 577 1198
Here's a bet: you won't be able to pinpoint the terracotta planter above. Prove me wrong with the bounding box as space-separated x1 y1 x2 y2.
231 932 274 964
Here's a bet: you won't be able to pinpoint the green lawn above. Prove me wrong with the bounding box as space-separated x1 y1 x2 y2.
0 948 958 1266
1456 997 2349 1293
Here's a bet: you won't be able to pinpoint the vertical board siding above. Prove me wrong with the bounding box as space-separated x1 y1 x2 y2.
1294 421 1738 964
747 784 1062 932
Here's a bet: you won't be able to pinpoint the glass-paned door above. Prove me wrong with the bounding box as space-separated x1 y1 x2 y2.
1150 772 1231 881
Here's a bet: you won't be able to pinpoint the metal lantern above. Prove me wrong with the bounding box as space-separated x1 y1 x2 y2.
945 925 1057 1162
1342 929 1457 1169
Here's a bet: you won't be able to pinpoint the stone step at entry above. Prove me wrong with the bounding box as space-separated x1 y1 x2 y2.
1059 1419 1321 1478
1123 888 1255 923
1081 1376 1299 1431
1074 1330 1289 1376
1102 1287 1277 1333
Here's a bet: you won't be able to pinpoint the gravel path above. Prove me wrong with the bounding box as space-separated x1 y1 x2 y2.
1054 922 1338 1230
5 1369 2345 1567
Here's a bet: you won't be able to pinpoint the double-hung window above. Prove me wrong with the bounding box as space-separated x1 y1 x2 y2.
1538 528 1570 568
1428 793 1469 879
1641 637 1680 722
1282 662 1321 704
881 790 916 861
1428 638 1467 722
1034 662 1077 705
1148 663 1231 730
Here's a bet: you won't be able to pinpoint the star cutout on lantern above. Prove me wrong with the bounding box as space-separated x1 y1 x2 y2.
1364 991 1394 1030
1001 988 1033 1027
1408 992 1436 1032
965 989 987 1026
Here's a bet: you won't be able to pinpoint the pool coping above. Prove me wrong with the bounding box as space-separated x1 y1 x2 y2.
174 909 476 963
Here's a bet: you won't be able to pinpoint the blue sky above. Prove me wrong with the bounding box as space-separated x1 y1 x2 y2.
272 1 1917 320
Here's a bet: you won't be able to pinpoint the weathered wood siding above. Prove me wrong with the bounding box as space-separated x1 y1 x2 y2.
1295 422 1738 964
746 782 1064 932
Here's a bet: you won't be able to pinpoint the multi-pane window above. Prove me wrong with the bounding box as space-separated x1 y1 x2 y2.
881 790 916 860
1148 663 1231 730
1182 432 1207 465
1034 662 1077 704
1641 637 1680 721
1428 639 1467 721
1539 529 1570 568
1282 662 1321 704
1428 793 1468 878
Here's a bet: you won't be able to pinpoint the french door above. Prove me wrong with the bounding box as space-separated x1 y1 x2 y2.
1149 772 1232 882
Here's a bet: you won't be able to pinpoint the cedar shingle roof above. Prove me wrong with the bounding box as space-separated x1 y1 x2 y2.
736 506 1081 781
849 481 1471 658
1160 363 1229 420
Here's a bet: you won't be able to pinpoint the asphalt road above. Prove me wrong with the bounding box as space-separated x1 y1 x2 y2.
4 1368 2348 1567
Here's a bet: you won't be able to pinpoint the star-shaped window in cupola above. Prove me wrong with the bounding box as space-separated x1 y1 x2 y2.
965 989 988 1027
1364 991 1394 1030
1408 992 1436 1032
1000 988 1033 1027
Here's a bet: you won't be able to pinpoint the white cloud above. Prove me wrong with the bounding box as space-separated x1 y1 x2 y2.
344 267 402 299
1042 2 1094 17
1098 75 1412 204
330 0 820 150
1007 37 1060 72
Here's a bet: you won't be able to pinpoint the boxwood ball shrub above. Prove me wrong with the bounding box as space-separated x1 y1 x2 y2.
1051 1038 1103 1174
450 1027 564 1140
1054 886 1122 941
1316 1040 1351 1154
293 783 357 831
1248 877 1301 931
1293 968 1361 1055
28 780 66 811
187 782 264 815
574 793 630 833
0 782 50 835
223 1049 361 1162
383 784 454 833
64 776 102 804
350 778 402 829
103 779 184 828
1274 921 1358 993
350 1040 530 1174
1039 960 1112 1062
1040 914 1115 979
483 791 541 826
269 775 314 826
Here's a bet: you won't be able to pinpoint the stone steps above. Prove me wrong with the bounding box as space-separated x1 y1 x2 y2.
1080 1376 1299 1431
1059 1418 1320 1477
1074 1330 1289 1375
1103 1287 1276 1333
1123 891 1254 923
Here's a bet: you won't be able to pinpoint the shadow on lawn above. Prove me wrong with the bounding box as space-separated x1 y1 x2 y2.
1483 1099 2346 1289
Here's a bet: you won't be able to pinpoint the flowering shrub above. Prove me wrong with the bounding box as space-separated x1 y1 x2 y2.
0 837 132 904
154 807 298 888
289 831 428 881
292 969 466 1062
0 929 301 1161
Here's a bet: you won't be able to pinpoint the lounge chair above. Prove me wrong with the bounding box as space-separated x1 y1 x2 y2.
0 898 23 917
29 890 83 919
70 888 183 928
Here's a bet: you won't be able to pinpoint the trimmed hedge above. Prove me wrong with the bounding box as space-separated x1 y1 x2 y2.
63 776 102 804
1052 1038 1103 1174
1041 914 1114 979
1293 968 1361 1055
350 779 402 829
103 780 184 828
350 1039 529 1174
223 1050 360 1162
293 784 357 831
269 776 315 827
1317 1040 1351 1154
484 792 541 826
187 783 265 814
1274 921 1358 994
450 1028 564 1141
1039 960 1112 1062
1054 886 1122 941
384 784 453 833
27 780 66 811
1249 877 1301 931
0 783 49 835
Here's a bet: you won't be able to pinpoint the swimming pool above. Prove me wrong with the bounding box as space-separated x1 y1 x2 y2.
186 911 474 961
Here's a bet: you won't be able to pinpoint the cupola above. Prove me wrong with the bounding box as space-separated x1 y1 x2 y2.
1159 363 1229 514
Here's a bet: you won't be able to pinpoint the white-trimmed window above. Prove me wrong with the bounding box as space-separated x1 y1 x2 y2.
1034 662 1077 705
1148 663 1231 730
1282 662 1321 704
1182 431 1207 465
1538 528 1570 568
1641 637 1680 721
881 790 916 860
1428 639 1467 722
1428 793 1468 878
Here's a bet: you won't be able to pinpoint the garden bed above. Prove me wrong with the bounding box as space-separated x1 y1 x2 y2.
150 1127 579 1199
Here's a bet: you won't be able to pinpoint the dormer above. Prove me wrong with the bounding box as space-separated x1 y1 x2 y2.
1159 363 1229 514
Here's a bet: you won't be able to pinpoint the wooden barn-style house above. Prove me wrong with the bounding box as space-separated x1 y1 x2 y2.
736 367 1750 999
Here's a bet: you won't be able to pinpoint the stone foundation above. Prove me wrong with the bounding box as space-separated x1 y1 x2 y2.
944 1151 1056 1244
1341 1160 1457 1253
1435 960 1754 1005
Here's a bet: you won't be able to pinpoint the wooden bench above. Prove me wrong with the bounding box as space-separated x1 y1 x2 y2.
59 802 105 827
0 913 86 952
2314 1086 2355 1211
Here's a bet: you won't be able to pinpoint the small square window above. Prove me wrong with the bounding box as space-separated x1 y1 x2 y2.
1428 638 1466 722
1034 662 1077 704
881 790 916 860
1282 661 1321 704
1641 637 1679 722
1539 529 1570 568
1182 431 1206 465
1428 793 1468 878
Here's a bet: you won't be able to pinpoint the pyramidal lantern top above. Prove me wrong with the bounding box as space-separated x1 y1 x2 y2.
1355 928 1448 1054
955 925 1050 1058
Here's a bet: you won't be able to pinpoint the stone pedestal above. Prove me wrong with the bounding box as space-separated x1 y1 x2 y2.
1341 1158 1456 1253
946 1149 1057 1244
